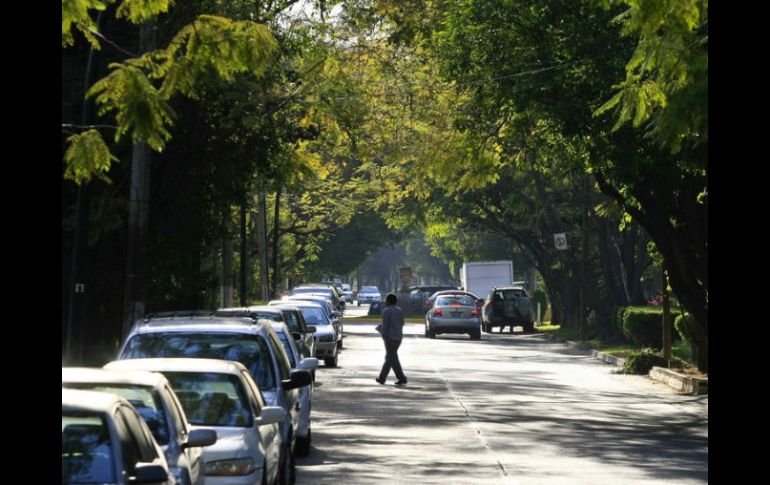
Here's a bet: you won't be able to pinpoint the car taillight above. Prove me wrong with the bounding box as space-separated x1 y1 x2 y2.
434 308 443 317
471 309 479 316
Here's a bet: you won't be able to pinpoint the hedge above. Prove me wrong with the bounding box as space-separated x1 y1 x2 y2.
622 306 682 349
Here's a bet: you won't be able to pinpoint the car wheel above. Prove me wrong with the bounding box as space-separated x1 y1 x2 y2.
295 429 311 457
278 441 296 485
470 329 481 340
325 355 338 367
427 324 436 339
524 322 535 333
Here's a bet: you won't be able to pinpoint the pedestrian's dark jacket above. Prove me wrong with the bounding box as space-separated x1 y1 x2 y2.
381 303 405 341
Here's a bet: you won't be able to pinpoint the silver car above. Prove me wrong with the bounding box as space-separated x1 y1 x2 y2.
63 388 172 485
281 301 339 367
280 296 343 349
117 315 312 485
425 293 482 340
269 321 319 457
62 367 217 485
357 286 382 306
105 358 285 485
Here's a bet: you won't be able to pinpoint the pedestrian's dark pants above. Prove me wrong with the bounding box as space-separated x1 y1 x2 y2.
379 337 407 383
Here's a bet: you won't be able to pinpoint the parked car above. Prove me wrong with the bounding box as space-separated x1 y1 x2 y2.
116 314 312 485
277 296 343 349
425 293 482 340
269 321 319 457
62 367 216 485
291 285 343 311
105 358 286 485
276 301 339 367
62 388 172 485
482 286 535 333
357 286 382 306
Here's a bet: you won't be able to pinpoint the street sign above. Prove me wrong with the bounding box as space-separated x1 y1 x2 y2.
554 233 568 250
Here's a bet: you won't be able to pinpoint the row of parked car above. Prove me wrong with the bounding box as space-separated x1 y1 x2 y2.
62 283 348 485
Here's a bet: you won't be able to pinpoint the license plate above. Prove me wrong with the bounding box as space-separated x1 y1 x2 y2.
450 312 462 318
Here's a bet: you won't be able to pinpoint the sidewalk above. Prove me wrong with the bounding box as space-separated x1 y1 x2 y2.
542 333 708 395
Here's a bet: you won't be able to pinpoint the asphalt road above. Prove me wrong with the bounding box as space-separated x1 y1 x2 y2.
296 321 708 484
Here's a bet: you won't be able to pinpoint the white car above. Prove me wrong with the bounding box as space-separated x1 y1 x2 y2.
269 321 319 457
62 367 216 485
357 286 382 306
63 388 172 485
105 358 285 485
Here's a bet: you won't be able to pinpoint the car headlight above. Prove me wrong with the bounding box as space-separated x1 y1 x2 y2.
205 457 254 476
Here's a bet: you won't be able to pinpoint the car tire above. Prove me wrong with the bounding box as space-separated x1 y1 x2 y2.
427 324 436 339
324 355 338 367
278 441 296 485
524 322 535 333
295 429 311 457
470 329 481 340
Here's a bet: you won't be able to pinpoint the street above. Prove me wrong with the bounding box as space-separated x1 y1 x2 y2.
296 320 708 484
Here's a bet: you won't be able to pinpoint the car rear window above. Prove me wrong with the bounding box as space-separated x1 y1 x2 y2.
121 332 277 391
500 289 527 299
437 295 476 307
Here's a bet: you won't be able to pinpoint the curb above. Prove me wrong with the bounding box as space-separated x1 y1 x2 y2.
545 334 707 395
649 367 708 395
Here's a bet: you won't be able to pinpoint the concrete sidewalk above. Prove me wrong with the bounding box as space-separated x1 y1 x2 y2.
550 335 708 395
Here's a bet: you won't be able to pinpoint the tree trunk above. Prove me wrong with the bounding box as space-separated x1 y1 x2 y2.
271 187 282 298
257 191 269 301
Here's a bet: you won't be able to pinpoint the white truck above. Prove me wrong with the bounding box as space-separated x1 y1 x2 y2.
460 261 514 299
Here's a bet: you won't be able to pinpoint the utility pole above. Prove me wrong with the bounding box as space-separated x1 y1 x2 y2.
257 190 270 301
240 202 248 306
121 20 156 341
65 11 104 364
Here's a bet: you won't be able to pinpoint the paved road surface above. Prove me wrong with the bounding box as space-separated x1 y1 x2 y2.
296 323 708 484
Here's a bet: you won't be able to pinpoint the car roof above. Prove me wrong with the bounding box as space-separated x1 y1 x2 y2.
105 357 249 375
128 315 272 336
63 367 167 388
62 388 125 413
432 290 480 298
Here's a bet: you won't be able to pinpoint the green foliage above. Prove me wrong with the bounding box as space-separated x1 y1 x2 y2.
62 0 174 48
595 0 708 152
89 61 176 149
622 306 680 348
623 347 666 374
64 129 118 184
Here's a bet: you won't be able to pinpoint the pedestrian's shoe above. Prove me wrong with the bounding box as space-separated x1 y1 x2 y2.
394 380 407 387
375 378 385 385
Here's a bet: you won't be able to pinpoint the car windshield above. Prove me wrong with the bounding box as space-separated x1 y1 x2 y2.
122 332 277 391
249 311 282 322
64 384 169 445
62 413 116 484
296 307 329 325
437 295 476 307
163 372 253 428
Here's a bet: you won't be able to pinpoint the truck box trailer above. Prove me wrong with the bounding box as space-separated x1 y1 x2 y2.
460 261 514 299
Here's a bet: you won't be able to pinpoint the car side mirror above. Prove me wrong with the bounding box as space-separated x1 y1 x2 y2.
283 369 312 390
298 357 319 370
255 406 286 426
305 325 317 333
133 463 168 483
183 428 217 449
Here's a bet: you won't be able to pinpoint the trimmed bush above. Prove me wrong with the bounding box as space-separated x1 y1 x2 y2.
623 348 667 374
622 306 681 348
